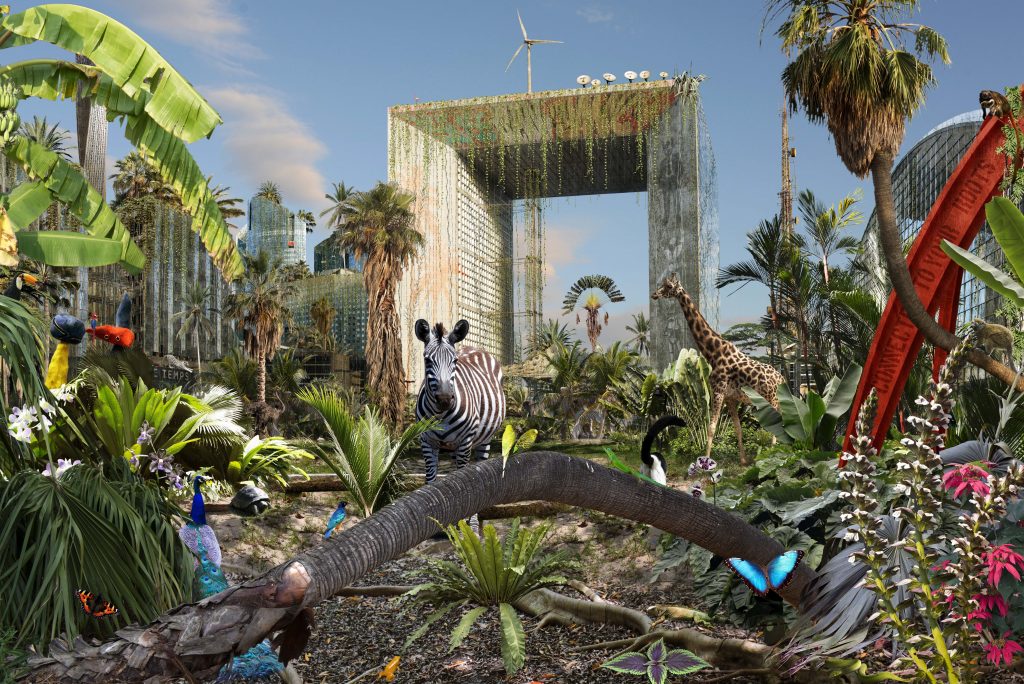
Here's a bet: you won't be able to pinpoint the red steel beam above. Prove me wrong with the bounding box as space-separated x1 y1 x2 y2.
842 107 1017 459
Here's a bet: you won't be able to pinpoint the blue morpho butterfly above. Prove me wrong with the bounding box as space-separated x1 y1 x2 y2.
724 550 804 597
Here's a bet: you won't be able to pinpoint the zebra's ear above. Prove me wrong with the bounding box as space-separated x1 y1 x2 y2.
448 319 469 344
415 319 430 343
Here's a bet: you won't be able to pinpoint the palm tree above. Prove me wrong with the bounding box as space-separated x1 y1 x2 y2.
223 251 294 405
173 283 216 373
208 179 244 229
310 296 336 351
766 2 997 379
111 151 179 208
562 274 625 351
203 347 257 401
19 116 71 160
717 215 802 365
625 312 650 356
320 181 356 231
336 182 423 426
527 318 573 355
255 181 282 205
798 189 862 286
296 209 316 228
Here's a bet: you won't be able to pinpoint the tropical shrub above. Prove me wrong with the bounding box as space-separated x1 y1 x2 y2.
226 435 314 489
601 638 710 682
0 462 193 651
405 518 576 675
298 386 433 517
787 338 1024 680
745 364 861 450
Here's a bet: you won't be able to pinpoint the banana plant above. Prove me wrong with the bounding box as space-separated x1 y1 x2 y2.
744 364 862 450
940 197 1024 307
500 423 538 476
0 4 243 278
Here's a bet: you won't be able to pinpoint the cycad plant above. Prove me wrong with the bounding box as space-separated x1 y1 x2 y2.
406 518 576 675
298 386 434 516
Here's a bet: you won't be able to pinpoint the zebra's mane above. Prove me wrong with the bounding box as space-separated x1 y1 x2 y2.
432 322 447 340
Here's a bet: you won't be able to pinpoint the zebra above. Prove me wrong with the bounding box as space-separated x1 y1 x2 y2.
415 319 506 533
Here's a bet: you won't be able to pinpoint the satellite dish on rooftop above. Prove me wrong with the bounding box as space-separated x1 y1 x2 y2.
590 79 600 87
602 73 616 84
624 70 637 83
639 70 650 81
577 74 590 86
659 71 669 79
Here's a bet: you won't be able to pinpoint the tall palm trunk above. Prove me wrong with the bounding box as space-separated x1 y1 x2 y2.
195 328 202 374
585 306 600 351
364 253 405 426
256 349 267 403
22 452 816 682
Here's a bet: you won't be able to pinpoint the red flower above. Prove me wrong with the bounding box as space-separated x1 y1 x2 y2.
985 544 1024 587
974 593 1009 618
942 463 990 498
983 633 1023 666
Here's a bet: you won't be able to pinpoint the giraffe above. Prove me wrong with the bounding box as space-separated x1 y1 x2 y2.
652 273 785 465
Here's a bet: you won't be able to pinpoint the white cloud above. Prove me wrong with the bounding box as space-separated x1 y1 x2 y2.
577 7 614 23
206 87 328 209
108 0 262 73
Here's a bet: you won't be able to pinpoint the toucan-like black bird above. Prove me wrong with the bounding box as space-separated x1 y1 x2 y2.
3 273 38 300
641 415 687 486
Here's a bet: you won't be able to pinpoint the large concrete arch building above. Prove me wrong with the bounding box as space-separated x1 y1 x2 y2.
387 76 719 382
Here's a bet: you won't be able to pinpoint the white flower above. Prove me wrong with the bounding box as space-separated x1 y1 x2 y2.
843 531 859 542
37 399 55 416
8 423 32 443
51 385 74 403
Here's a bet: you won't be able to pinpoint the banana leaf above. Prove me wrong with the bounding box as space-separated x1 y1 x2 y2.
3 137 144 273
0 5 221 142
6 179 51 227
940 239 1024 307
14 231 124 267
0 59 243 279
986 197 1024 284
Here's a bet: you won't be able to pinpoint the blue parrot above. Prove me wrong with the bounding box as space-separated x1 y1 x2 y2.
324 501 347 539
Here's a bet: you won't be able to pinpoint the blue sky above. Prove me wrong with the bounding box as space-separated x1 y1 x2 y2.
17 1 1022 347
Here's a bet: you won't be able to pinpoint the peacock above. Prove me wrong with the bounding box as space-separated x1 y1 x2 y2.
179 476 286 683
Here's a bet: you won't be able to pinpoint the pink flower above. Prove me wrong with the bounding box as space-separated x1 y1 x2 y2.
975 593 1009 618
942 463 990 498
983 633 1023 667
985 545 1024 587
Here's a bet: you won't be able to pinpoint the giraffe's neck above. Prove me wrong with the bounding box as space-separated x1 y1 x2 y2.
673 288 721 358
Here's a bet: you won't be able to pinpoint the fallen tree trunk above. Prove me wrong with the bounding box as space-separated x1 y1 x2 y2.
22 452 816 682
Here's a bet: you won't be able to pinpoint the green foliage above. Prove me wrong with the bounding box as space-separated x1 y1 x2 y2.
941 198 1024 307
0 296 45 472
745 364 861 450
406 518 576 675
228 435 314 489
298 386 433 516
0 4 243 277
0 464 193 651
0 627 27 682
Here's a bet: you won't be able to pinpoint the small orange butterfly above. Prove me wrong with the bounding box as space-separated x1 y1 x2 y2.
76 590 118 618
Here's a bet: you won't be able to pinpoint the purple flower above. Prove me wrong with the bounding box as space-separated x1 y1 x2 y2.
696 456 717 472
691 483 704 498
687 462 699 478
148 452 173 474
137 422 155 445
710 470 722 483
42 459 80 478
8 423 32 443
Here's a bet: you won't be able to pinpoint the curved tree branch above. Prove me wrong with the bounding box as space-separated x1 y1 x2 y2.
871 152 1024 391
22 452 815 682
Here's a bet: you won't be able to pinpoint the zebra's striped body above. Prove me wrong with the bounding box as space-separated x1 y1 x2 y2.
415 320 506 487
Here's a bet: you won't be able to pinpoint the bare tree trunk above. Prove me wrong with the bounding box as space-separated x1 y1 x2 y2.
256 349 266 403
22 452 816 682
871 153 1024 389
364 256 405 427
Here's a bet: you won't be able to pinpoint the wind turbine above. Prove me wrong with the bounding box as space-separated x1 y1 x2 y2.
505 10 562 93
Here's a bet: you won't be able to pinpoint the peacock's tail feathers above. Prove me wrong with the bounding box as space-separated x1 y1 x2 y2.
179 522 222 569
215 640 283 682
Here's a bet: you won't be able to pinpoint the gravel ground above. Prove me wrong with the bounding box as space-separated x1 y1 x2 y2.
291 537 766 684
